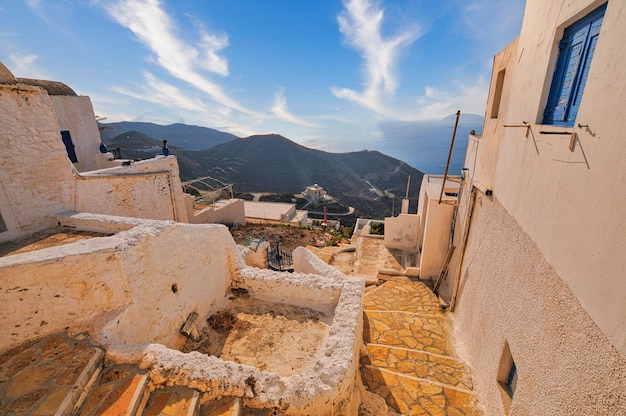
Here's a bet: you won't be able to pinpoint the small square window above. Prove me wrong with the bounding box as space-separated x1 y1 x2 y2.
497 341 517 414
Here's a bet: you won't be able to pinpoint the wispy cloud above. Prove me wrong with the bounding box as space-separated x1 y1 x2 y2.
103 0 256 116
414 78 489 119
6 53 50 79
271 90 317 127
112 71 211 113
105 71 258 135
331 0 421 113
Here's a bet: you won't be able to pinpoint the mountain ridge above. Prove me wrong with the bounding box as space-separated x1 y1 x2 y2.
103 130 423 219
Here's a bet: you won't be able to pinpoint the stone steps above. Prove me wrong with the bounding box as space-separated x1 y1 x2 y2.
361 280 483 415
0 332 104 416
0 331 275 416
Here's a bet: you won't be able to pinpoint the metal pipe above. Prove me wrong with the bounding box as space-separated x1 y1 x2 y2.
439 110 461 204
450 188 477 312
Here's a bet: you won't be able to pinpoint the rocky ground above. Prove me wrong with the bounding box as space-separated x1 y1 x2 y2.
228 223 347 252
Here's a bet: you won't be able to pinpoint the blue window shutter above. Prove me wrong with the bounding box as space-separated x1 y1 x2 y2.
543 4 606 126
61 130 78 163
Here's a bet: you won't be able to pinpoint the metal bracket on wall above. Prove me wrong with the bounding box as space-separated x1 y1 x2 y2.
503 121 530 138
539 130 577 152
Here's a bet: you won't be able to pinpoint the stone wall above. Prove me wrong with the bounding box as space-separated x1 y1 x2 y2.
0 214 237 352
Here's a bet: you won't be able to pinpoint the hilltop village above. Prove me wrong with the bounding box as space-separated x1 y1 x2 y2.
0 0 625 415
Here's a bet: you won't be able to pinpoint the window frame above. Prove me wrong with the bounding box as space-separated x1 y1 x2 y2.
542 3 607 127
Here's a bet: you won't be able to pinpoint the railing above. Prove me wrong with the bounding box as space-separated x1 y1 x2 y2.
267 242 293 272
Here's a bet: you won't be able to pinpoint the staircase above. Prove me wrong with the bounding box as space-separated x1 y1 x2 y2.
361 279 482 415
0 332 249 416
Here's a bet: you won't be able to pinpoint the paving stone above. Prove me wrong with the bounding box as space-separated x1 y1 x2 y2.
0 331 102 416
362 279 483 415
77 365 147 416
144 387 199 416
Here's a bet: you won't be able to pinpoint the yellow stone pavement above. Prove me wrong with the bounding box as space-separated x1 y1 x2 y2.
361 279 482 415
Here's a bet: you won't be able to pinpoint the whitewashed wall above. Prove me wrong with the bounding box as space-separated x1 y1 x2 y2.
51 95 114 172
0 214 238 352
491 0 626 354
0 84 75 236
75 156 189 222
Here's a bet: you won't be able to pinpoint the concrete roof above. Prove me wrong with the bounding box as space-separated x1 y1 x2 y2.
244 201 294 221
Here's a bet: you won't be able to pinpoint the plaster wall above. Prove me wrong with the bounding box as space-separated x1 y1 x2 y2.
491 0 626 353
0 214 238 353
452 196 626 415
418 181 457 279
75 156 189 222
190 198 246 225
100 221 237 349
51 95 114 172
470 38 518 191
0 84 75 235
383 213 420 251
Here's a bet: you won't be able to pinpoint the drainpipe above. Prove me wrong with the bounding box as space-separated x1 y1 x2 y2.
449 188 477 312
439 110 461 204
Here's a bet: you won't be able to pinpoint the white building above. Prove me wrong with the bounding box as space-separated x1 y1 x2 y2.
413 0 626 414
0 62 244 239
303 184 328 203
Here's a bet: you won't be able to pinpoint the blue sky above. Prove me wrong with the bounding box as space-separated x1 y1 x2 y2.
0 0 525 154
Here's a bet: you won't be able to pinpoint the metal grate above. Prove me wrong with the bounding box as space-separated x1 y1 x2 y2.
267 242 293 272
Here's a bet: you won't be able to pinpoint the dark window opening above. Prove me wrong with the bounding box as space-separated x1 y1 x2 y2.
497 341 517 414
61 130 78 163
0 213 7 233
542 4 606 126
491 69 506 119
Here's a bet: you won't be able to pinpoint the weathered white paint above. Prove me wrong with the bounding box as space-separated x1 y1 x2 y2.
189 198 246 225
487 0 626 354
50 95 116 172
383 213 420 251
435 0 626 413
99 222 237 349
416 176 458 278
452 197 626 415
106 260 364 415
0 213 237 352
75 156 189 222
0 83 76 235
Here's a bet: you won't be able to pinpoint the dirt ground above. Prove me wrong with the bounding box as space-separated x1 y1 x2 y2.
0 228 111 258
229 223 346 252
181 292 332 376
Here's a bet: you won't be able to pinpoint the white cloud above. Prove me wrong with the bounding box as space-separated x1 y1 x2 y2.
103 0 256 116
271 90 317 127
112 71 211 113
415 78 489 119
332 0 421 113
6 53 50 79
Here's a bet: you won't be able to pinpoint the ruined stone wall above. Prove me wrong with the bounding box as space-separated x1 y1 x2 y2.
0 215 237 352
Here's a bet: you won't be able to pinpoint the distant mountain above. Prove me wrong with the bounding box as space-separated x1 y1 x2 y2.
103 130 423 218
184 134 423 218
104 131 203 176
99 121 238 150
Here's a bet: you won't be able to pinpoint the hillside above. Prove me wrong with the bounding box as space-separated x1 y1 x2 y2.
99 121 238 150
103 131 423 219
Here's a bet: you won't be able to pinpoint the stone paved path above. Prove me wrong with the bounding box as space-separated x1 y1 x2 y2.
361 279 482 415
